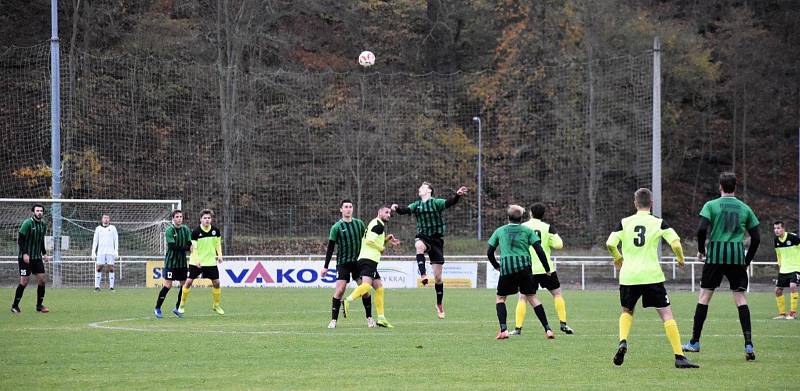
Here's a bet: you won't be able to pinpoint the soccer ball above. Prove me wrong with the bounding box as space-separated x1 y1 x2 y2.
358 51 375 67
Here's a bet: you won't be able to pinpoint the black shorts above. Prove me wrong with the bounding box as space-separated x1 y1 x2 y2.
18 257 45 276
336 262 361 282
416 234 444 264
776 272 800 288
164 267 188 281
533 271 561 291
357 259 381 280
188 265 220 280
497 270 537 297
620 283 670 310
700 263 748 291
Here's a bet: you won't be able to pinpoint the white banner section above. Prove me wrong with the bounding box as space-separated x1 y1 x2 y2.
486 263 500 289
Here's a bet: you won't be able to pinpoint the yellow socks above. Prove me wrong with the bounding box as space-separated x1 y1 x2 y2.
375 287 385 317
776 295 786 315
791 292 798 313
515 298 527 328
619 312 633 341
664 319 682 355
554 295 567 323
348 282 372 302
212 287 221 306
180 286 191 307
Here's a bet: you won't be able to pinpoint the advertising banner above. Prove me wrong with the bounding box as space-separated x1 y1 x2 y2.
414 262 478 288
217 260 417 288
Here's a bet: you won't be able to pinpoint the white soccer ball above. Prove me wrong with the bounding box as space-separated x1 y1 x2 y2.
358 51 375 67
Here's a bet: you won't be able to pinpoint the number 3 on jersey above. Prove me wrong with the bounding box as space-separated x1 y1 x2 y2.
633 225 646 247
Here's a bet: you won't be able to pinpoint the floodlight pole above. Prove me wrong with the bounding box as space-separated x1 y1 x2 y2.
51 0 63 286
652 37 662 219
473 116 482 241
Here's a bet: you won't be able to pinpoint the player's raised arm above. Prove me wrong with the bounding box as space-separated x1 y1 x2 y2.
392 202 413 215
444 186 468 208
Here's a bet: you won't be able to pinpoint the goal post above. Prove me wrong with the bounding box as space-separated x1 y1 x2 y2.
0 198 180 287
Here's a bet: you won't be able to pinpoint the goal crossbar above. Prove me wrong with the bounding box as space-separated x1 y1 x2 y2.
0 199 182 209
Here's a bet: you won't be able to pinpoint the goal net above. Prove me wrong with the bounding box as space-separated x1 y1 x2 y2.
0 199 179 287
0 199 179 257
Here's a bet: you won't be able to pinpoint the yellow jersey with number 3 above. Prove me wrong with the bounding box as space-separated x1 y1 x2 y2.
606 211 680 285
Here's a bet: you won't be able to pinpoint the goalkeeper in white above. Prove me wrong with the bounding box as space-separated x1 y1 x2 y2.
92 214 119 290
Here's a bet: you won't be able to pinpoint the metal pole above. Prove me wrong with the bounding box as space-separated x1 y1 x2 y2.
50 0 63 286
581 263 585 290
473 117 482 241
652 37 662 217
798 127 799 234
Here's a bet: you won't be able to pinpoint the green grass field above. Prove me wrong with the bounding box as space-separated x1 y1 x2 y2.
1 288 797 390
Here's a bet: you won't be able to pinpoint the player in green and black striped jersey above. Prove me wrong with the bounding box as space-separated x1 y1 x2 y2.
392 182 468 319
319 200 372 328
11 204 51 314
154 209 192 319
683 172 760 360
486 205 553 339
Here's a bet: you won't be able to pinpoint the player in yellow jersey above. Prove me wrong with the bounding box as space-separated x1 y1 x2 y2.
343 206 400 328
772 221 800 320
510 203 574 336
606 188 698 369
179 209 224 315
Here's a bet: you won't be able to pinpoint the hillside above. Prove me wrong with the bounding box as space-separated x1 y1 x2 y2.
1 0 798 257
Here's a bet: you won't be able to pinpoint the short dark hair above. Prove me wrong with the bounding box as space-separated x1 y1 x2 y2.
774 221 784 227
340 199 353 207
171 209 183 218
634 188 652 208
200 209 214 218
529 203 546 219
719 172 737 193
507 205 524 223
31 203 44 212
421 181 434 195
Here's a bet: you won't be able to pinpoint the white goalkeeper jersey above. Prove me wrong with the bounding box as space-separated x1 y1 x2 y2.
92 225 119 257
